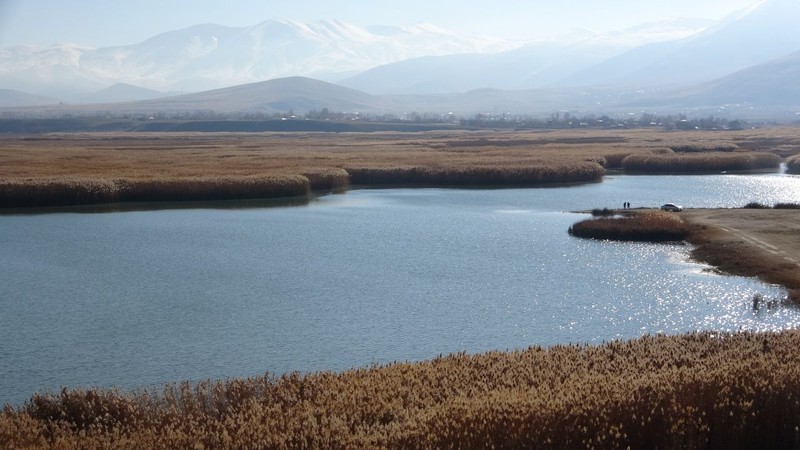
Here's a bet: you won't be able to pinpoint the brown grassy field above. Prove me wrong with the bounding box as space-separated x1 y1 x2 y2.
2 127 799 208
3 331 800 449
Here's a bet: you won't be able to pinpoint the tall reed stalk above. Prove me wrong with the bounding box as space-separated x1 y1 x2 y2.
0 176 312 208
4 331 800 449
622 152 781 173
345 163 605 186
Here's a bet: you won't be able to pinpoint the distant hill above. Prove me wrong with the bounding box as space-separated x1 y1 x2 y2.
134 76 394 114
342 41 630 95
629 49 800 115
0 20 516 100
0 89 59 107
341 19 712 95
5 75 644 118
691 50 800 106
8 77 396 116
4 66 798 123
560 0 800 88
343 0 800 96
82 83 171 103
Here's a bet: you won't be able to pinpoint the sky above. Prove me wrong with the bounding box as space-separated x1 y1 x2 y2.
0 0 761 48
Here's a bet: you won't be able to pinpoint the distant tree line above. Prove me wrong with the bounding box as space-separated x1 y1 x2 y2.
1 108 753 131
459 112 749 131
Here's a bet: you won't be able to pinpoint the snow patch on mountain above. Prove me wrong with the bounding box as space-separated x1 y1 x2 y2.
0 19 520 99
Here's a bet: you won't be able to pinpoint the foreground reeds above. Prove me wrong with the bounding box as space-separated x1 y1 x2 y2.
569 210 691 242
3 331 800 449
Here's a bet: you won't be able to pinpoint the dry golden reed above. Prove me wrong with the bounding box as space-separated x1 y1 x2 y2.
345 163 604 186
3 331 800 449
2 127 798 208
0 176 312 207
569 211 690 242
621 152 781 173
668 143 739 153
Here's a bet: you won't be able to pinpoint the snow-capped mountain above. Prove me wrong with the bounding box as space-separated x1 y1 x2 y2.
2 0 797 118
0 19 518 100
341 0 800 96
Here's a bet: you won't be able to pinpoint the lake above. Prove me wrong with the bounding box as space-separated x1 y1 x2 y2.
2 173 800 406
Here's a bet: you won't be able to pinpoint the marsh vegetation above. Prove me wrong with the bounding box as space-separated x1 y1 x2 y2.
569 210 690 242
621 152 781 173
3 331 800 449
786 154 800 173
2 128 799 208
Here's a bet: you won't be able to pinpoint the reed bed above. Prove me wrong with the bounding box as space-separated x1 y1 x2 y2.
787 154 800 174
3 331 800 449
601 148 673 169
669 143 739 153
621 152 782 173
569 211 690 242
1 128 797 208
0 176 312 207
345 163 605 187
300 168 351 192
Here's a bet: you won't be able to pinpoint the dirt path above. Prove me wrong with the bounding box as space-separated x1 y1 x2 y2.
680 208 800 299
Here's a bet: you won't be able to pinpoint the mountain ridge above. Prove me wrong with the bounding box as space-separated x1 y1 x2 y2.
2 1 799 120
560 0 800 88
0 19 518 100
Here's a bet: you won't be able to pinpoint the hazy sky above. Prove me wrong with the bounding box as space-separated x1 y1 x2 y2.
0 0 761 48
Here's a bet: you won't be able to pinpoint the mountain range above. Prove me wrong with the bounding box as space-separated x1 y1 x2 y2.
1 0 799 120
0 19 517 101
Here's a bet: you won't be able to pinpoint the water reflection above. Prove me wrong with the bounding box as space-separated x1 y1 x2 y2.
0 195 313 215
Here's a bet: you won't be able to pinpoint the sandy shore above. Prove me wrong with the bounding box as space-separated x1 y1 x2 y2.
681 208 800 300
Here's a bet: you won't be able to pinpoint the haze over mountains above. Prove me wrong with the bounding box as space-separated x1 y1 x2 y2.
1 0 799 121
0 20 516 100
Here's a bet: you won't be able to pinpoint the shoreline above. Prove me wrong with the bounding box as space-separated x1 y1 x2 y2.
0 169 608 210
569 207 800 302
681 208 800 302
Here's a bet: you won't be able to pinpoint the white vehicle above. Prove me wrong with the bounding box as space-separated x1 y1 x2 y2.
660 203 683 212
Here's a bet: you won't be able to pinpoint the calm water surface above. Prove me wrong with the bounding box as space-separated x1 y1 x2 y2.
1 173 800 405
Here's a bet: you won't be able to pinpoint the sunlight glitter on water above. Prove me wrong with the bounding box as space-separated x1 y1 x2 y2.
2 174 800 405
